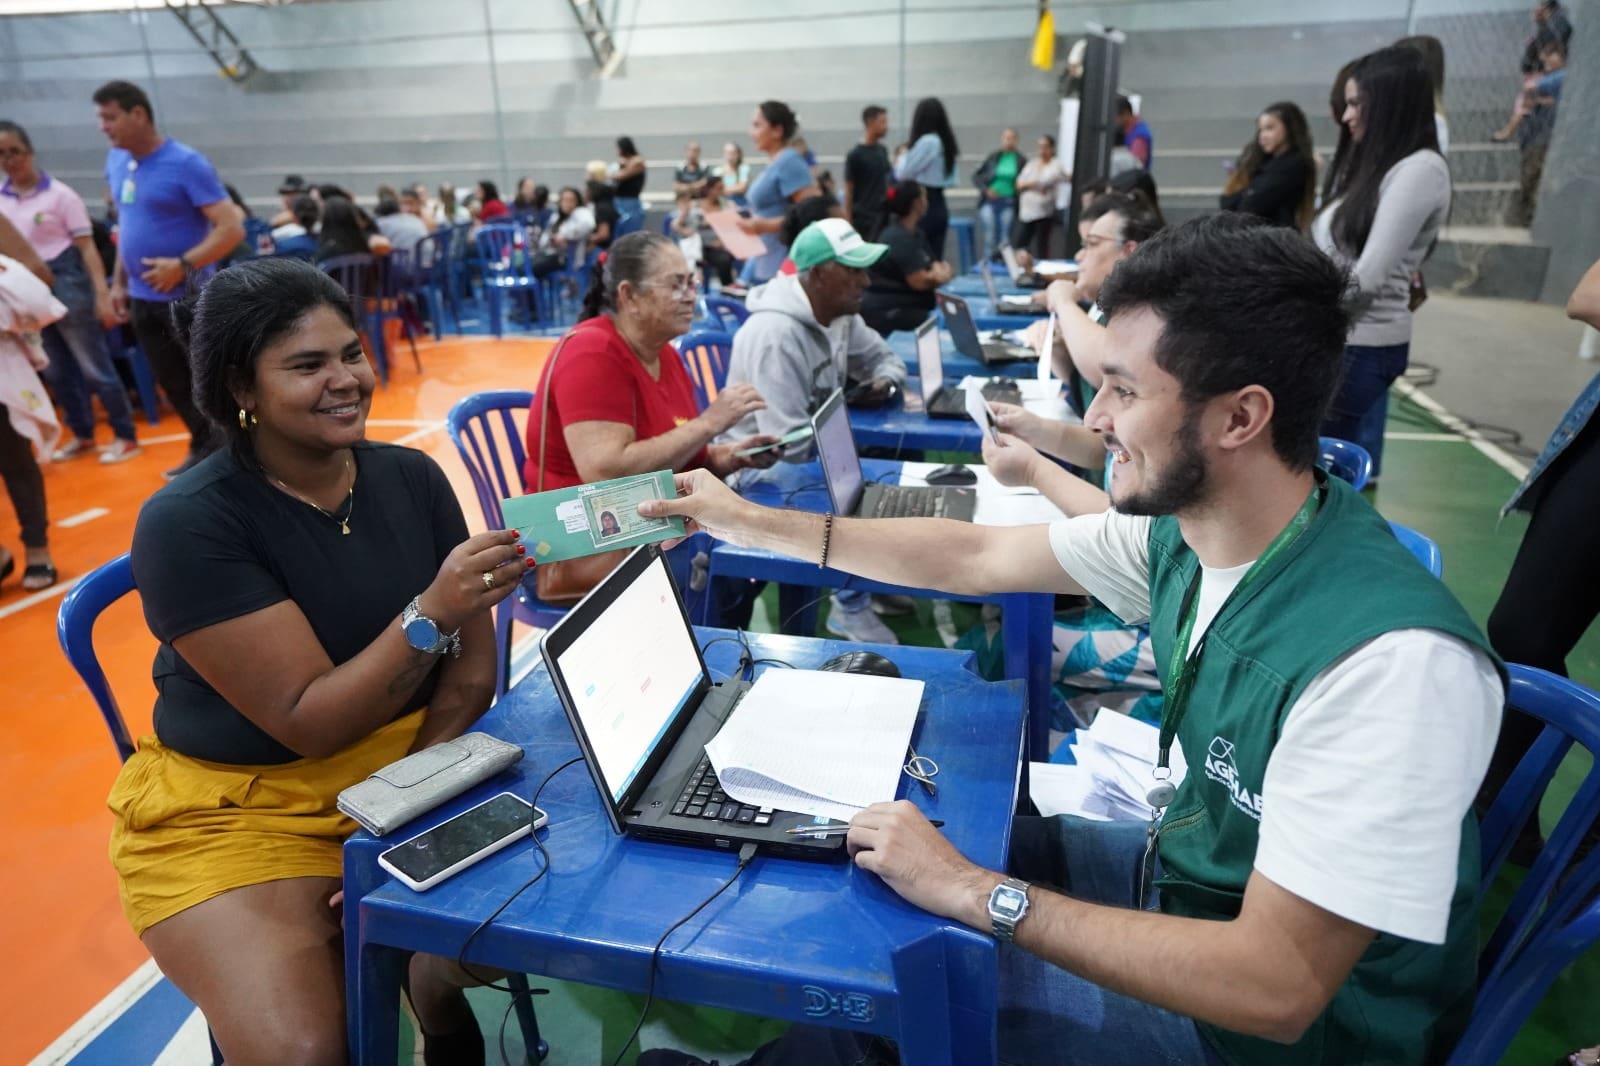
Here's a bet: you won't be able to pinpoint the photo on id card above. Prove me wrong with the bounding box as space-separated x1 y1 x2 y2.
580 475 671 547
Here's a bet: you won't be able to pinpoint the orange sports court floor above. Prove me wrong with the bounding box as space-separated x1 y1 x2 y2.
3 335 554 1064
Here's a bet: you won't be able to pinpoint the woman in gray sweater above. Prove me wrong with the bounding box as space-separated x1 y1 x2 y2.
1314 45 1451 480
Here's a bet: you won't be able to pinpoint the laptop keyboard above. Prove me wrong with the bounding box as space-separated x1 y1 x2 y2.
672 756 773 826
869 485 948 518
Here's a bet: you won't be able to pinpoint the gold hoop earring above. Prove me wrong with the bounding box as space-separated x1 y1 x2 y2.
238 408 256 430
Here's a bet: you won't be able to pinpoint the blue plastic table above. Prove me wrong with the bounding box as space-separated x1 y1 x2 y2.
884 327 1042 383
954 295 1047 332
343 629 1026 1065
849 382 983 452
716 459 1055 759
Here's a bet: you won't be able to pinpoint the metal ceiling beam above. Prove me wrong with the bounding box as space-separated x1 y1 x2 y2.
164 0 258 82
566 0 622 76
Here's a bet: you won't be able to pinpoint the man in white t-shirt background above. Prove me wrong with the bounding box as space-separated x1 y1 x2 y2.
641 213 1503 1065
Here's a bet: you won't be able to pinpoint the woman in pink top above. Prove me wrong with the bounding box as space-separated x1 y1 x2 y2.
0 121 140 474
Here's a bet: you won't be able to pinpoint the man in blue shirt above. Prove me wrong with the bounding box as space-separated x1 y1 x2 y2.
1512 39 1567 226
95 80 243 478
1116 95 1154 171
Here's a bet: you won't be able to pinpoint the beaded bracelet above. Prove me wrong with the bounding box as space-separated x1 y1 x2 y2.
819 512 834 570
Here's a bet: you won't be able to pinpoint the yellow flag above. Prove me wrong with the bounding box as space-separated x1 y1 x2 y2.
1031 9 1056 71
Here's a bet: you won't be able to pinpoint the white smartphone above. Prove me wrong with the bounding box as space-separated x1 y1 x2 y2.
378 792 548 892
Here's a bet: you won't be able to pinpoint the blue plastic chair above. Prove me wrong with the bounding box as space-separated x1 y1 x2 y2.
1318 437 1372 492
476 223 554 338
613 197 645 238
242 216 274 257
674 328 734 409
698 294 749 332
411 230 458 340
375 250 424 374
949 216 977 275
444 391 570 699
59 552 552 1063
1388 521 1443 578
1444 666 1600 1065
319 253 391 384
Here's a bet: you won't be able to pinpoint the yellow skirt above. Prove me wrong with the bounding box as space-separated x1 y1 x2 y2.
108 711 425 936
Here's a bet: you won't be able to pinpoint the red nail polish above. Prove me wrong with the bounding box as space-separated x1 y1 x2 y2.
525 558 536 568
516 544 526 555
510 529 520 539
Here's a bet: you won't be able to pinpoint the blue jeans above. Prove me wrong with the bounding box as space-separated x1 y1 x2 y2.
40 246 137 443
998 816 1226 1065
1321 342 1409 479
978 197 1016 259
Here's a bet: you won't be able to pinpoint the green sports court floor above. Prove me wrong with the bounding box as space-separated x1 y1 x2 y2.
439 381 1598 1065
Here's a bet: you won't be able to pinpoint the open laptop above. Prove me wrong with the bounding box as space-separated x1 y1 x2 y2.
982 261 1052 315
936 292 1037 365
812 388 977 521
1000 244 1048 289
540 544 846 860
913 316 1020 419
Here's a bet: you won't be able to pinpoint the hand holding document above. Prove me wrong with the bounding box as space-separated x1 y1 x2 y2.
703 208 767 260
1039 313 1057 383
734 424 814 457
500 470 686 563
965 384 1001 444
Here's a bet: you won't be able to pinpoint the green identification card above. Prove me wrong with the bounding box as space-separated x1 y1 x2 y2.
734 424 814 457
500 470 686 563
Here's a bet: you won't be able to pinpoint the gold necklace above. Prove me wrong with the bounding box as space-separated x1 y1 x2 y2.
269 456 356 535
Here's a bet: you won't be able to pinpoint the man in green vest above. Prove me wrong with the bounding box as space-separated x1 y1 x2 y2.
639 214 1504 1065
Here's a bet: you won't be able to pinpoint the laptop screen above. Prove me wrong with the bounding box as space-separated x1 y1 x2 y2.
914 316 942 401
981 261 1001 305
1000 244 1022 283
936 292 983 361
546 549 705 805
811 389 864 516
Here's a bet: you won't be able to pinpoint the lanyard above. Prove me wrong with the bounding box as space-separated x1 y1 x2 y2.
1154 484 1323 774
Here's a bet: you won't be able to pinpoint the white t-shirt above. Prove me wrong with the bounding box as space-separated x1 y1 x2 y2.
1048 510 1503 945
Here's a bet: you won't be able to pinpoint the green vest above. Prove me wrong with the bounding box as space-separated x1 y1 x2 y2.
1147 474 1504 1066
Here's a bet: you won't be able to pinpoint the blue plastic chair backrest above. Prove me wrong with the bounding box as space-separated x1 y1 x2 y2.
614 202 645 238
413 231 452 284
473 223 535 282
1318 436 1372 492
675 328 734 409
319 252 379 300
1388 521 1442 578
699 294 749 332
242 216 274 257
1443 666 1600 1065
56 553 138 762
446 390 535 529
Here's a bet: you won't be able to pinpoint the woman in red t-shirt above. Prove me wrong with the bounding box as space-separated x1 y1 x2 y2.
475 179 510 223
524 232 777 493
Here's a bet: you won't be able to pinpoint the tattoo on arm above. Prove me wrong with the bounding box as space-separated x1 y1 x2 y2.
387 651 435 699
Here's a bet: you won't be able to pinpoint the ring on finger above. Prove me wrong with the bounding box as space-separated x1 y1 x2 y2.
481 571 495 591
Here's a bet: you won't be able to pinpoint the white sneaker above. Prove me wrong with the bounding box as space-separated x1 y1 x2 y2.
871 594 916 617
51 437 96 462
98 439 143 464
825 596 900 644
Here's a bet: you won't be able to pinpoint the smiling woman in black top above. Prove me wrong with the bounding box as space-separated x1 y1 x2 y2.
1218 102 1316 230
108 257 525 1064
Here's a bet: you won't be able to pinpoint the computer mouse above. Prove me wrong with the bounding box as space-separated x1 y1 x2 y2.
925 464 978 487
817 650 902 678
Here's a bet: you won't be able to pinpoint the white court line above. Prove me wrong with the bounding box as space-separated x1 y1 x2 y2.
57 508 110 528
394 422 446 447
1383 431 1471 442
1392 380 1530 481
149 1007 210 1066
0 573 82 623
28 958 164 1066
365 419 441 427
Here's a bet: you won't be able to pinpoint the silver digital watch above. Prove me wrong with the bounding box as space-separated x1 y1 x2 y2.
988 877 1031 942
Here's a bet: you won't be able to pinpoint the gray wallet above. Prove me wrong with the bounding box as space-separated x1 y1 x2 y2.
337 732 524 837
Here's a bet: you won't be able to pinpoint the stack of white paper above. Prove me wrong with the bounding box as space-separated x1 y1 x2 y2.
704 670 925 822
1029 712 1187 822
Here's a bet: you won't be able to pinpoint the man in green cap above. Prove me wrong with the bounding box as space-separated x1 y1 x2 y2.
717 216 910 643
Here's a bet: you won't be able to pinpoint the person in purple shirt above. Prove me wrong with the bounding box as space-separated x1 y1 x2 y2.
95 79 244 479
1116 95 1155 171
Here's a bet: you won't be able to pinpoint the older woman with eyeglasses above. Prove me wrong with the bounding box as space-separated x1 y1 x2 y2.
522 231 777 494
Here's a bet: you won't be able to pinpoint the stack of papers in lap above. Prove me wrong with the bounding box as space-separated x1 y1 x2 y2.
1029 712 1188 822
705 669 925 822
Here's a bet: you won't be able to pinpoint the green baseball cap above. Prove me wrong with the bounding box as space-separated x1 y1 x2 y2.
789 217 889 272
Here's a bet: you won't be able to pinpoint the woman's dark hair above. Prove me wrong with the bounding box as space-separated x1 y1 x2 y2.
175 257 356 453
1080 177 1112 202
1038 134 1057 151
532 183 550 211
555 185 582 221
291 193 319 229
1394 34 1446 110
1319 46 1442 255
884 180 925 220
1260 101 1317 229
779 194 841 248
585 179 615 207
373 196 400 217
315 183 351 202
909 97 960 175
318 196 366 251
0 120 33 152
725 143 744 167
580 231 676 321
478 179 501 203
757 100 798 143
1109 168 1160 211
224 184 252 217
617 136 638 157
1097 213 1352 472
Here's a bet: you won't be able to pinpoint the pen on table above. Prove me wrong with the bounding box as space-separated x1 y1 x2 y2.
786 820 945 838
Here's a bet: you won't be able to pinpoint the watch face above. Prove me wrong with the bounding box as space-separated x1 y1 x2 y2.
992 886 1026 918
404 616 441 651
